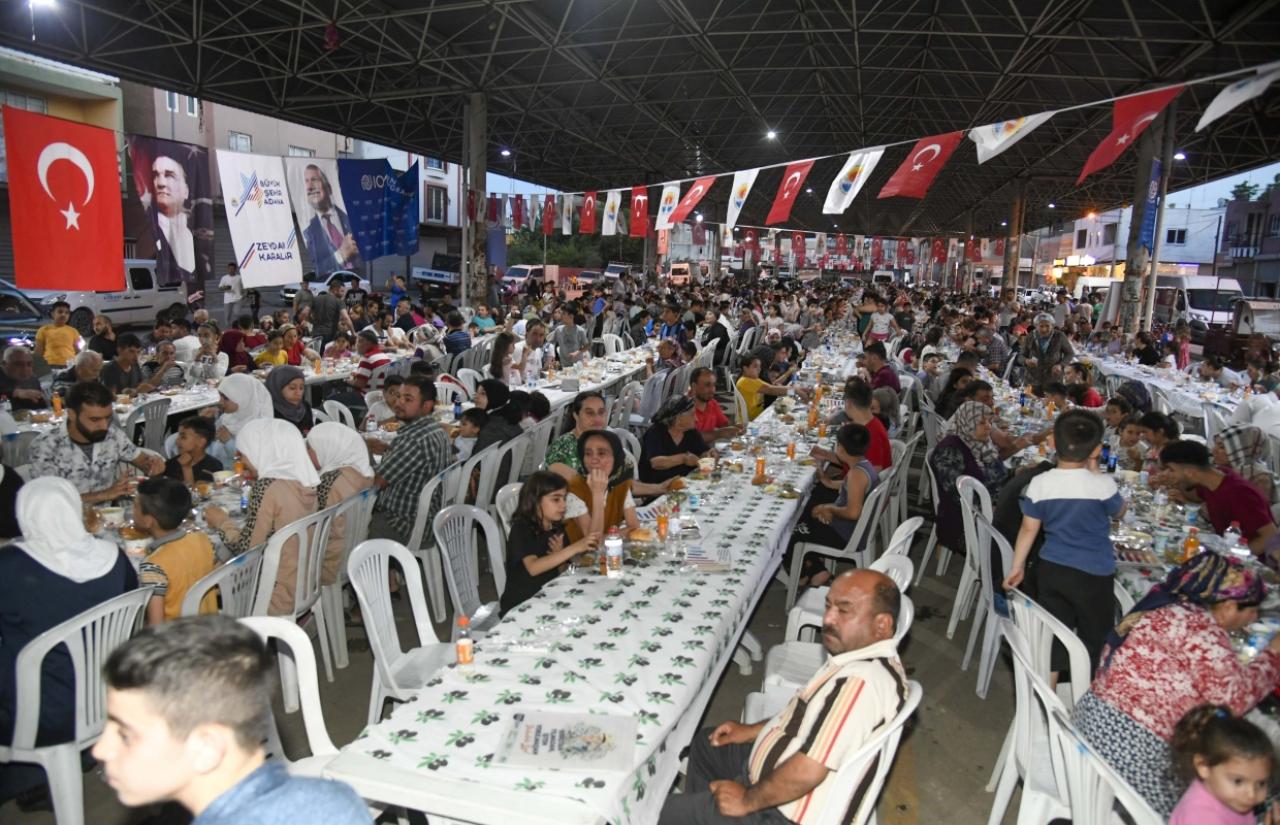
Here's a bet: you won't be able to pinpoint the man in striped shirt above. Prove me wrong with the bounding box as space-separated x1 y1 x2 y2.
658 570 906 825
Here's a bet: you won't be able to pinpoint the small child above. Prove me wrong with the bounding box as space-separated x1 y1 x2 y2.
454 407 486 461
1116 414 1146 471
134 477 217 624
1139 411 1181 473
499 471 600 615
253 329 288 366
1043 381 1070 410
916 352 943 401
1005 409 1125 674
164 416 223 485
1170 704 1277 824
362 375 402 429
92 616 371 822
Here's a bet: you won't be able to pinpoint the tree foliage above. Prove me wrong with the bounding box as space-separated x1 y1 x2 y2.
1231 181 1261 201
504 225 646 269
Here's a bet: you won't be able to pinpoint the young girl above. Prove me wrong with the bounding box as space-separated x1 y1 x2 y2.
499 471 601 615
1169 704 1278 824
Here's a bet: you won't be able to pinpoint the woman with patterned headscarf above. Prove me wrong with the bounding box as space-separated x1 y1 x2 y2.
1073 552 1280 817
929 401 1008 553
639 397 710 485
1213 424 1277 504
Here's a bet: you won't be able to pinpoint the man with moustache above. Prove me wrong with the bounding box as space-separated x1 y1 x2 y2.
300 164 362 275
658 569 907 824
28 382 165 503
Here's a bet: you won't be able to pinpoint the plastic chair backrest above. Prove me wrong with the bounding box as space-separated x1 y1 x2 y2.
406 461 462 558
474 436 526 511
868 554 914 592
957 475 993 562
434 381 466 406
609 427 642 478
920 407 944 451
322 399 356 429
438 373 470 400
124 396 171 453
601 334 623 355
346 540 440 690
732 384 750 425
636 370 670 422
611 381 643 429
1007 588 1092 707
973 511 1014 612
9 588 151 750
454 441 500 504
456 368 483 396
181 545 265 618
883 516 924 557
330 485 378 584
432 504 506 620
522 416 557 477
813 681 922 825
367 362 391 391
831 481 892 566
251 504 338 617
1050 707 1164 825
364 390 384 409
894 594 915 644
494 483 522 536
240 616 337 759
1004 623 1069 800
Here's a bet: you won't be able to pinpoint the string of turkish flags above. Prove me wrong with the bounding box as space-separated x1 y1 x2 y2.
468 59 1277 242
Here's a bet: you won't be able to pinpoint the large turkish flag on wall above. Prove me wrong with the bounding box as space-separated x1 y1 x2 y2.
4 107 124 291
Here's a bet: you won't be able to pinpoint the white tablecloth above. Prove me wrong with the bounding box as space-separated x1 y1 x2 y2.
1081 356 1239 420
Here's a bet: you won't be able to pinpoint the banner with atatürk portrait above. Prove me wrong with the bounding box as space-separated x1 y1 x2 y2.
125 135 213 301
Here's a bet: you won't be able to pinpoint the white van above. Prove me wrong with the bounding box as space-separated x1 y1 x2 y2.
1152 274 1244 340
501 264 546 294
26 259 188 336
666 262 693 286
871 270 895 289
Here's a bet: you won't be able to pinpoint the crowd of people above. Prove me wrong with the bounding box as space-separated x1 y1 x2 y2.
2 269 1280 822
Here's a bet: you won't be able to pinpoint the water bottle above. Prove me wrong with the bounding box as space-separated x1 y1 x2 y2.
365 415 377 435
1100 443 1111 467
604 528 623 578
1152 487 1168 520
455 615 474 674
1223 520 1243 548
453 399 463 420
1106 452 1118 473
239 480 250 513
0 395 10 416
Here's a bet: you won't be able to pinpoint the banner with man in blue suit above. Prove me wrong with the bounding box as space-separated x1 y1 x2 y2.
283 157 362 276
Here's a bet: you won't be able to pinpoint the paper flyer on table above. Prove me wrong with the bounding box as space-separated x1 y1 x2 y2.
496 711 636 772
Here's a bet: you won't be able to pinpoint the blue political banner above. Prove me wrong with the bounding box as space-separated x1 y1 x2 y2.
385 162 420 256
1139 158 1161 252
486 226 507 270
336 158 392 259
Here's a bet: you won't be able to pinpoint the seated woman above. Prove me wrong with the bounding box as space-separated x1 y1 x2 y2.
218 314 264 374
1065 362 1104 407
788 423 880 587
1213 424 1277 506
1159 440 1277 555
280 324 321 367
306 422 375 587
0 477 137 803
499 471 601 615
870 386 901 437
639 397 710 486
1073 552 1280 817
565 430 641 542
204 419 319 615
489 331 520 385
185 373 274 467
934 366 974 419
184 322 229 384
930 401 1008 554
266 364 316 436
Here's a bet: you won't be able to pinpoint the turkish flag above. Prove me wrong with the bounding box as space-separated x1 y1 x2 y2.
906 245 915 265
995 237 1006 256
766 160 814 225
932 237 947 263
896 238 908 261
4 108 124 291
487 194 499 224
512 194 524 229
877 131 964 200
743 228 759 251
668 176 716 226
969 239 982 263
1077 86 1183 184
629 186 649 237
692 221 706 246
871 237 884 267
579 191 598 234
792 232 805 267
542 195 555 236
836 234 847 255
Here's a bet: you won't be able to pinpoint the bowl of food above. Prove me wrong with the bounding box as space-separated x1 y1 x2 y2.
628 526 656 542
120 525 151 557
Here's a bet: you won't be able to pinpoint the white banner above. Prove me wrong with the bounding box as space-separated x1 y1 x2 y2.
601 189 622 236
822 147 884 214
654 183 681 230
561 194 574 235
217 150 303 288
724 168 758 230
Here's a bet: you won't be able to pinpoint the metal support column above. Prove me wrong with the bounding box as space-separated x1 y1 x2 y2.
1142 100 1178 331
1002 183 1025 291
466 93 488 308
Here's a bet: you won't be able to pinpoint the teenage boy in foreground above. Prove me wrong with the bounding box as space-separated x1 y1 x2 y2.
93 615 371 824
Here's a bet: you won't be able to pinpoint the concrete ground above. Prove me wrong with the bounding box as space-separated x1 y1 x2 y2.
3 508 1023 825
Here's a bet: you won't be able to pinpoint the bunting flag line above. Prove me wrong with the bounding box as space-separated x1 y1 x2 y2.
766 159 814 225
792 231 805 267
969 112 1055 164
487 194 499 226
931 237 946 263
822 147 884 214
691 221 706 246
668 175 716 225
871 236 883 267
601 189 621 236
896 238 908 261
561 194 573 235
836 233 848 255
655 183 681 230
542 194 555 236
968 239 982 263
512 194 524 229
1077 85 1183 184
579 191 597 234
724 168 758 230
499 194 509 229
1196 67 1280 131
995 238 1005 257
877 131 964 199
629 186 649 237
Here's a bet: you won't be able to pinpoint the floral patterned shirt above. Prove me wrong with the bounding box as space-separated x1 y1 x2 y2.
29 422 142 494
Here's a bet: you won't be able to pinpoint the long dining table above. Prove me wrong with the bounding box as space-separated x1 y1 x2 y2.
323 400 819 825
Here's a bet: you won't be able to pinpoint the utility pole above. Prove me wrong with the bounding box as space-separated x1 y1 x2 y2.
1002 181 1025 291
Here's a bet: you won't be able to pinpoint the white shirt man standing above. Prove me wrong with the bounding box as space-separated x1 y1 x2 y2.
218 263 243 327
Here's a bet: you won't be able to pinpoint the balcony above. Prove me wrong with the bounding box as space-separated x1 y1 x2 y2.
1231 245 1259 260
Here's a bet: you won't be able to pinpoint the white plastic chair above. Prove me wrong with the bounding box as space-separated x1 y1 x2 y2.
347 540 455 725
889 433 920 529
767 594 915 691
322 399 356 429
405 461 462 623
434 381 466 406
454 441 500 507
473 436 528 512
122 396 171 454
319 486 378 670
785 481 893 609
181 545 265 618
947 475 991 640
1051 707 1164 825
456 367 483 397
883 516 924 558
494 482 522 537
914 453 953 584
915 408 944 507
432 504 506 636
521 416 557 476
600 333 623 355
966 513 1013 699
610 381 643 429
0 588 150 825
609 426 642 478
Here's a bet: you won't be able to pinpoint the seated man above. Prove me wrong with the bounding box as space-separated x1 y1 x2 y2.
689 366 740 442
93 615 371 823
0 346 47 411
52 349 105 396
658 569 906 825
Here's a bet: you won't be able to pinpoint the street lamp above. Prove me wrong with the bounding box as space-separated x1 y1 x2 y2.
1173 151 1187 161
765 129 777 140
499 147 511 157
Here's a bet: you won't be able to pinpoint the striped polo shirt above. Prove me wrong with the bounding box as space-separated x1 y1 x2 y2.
748 638 906 824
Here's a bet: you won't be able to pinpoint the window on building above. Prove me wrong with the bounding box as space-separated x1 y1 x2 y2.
228 131 252 152
1269 214 1280 238
1075 228 1087 249
426 157 446 171
425 185 448 224
1102 223 1117 245
186 95 197 116
165 91 178 112
287 145 316 157
1166 228 1187 245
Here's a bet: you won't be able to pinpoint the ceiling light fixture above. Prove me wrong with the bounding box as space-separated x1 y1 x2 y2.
1173 151 1187 161
765 129 777 140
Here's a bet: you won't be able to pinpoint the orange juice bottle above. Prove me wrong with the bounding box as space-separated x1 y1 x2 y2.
1182 527 1200 562
786 441 796 461
807 405 818 430
51 393 62 416
755 456 766 477
818 420 827 438
814 384 824 404
233 458 245 477
656 511 670 542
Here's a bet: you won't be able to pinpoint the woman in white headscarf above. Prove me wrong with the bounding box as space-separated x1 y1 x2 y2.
305 422 375 585
0 478 136 796
180 372 275 467
204 419 318 615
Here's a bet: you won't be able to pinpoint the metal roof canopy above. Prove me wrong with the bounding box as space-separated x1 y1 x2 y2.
4 0 1279 238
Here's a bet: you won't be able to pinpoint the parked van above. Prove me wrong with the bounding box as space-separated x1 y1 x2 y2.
501 264 547 294
1152 274 1245 341
26 259 188 336
666 262 694 286
871 270 895 289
